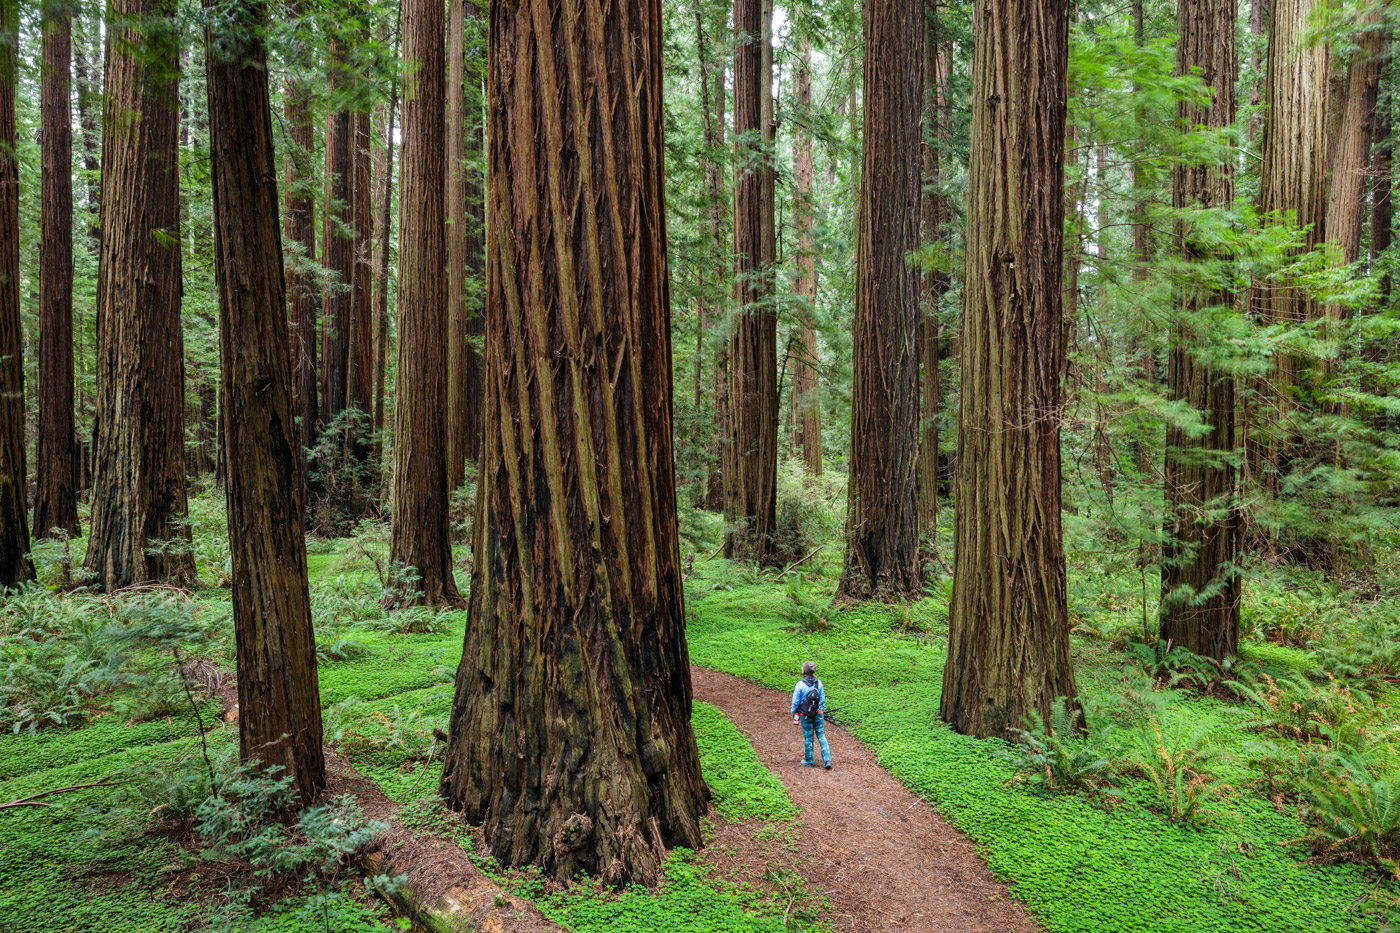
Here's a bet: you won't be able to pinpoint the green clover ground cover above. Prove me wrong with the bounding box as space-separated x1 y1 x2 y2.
683 561 1394 933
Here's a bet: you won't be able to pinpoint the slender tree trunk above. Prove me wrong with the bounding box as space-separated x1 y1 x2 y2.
701 11 727 512
72 12 101 245
0 0 32 587
35 4 80 540
460 1 486 465
203 0 324 796
1160 0 1241 661
205 0 325 804
284 0 319 495
439 0 708 882
388 0 458 605
941 0 1080 739
1373 71 1392 308
791 42 821 476
445 0 468 488
725 0 779 563
86 0 194 590
347 103 375 466
838 0 922 601
1249 0 1268 144
321 36 353 433
1250 0 1328 496
1323 13 1382 299
917 16 949 545
373 50 399 461
1093 142 1114 497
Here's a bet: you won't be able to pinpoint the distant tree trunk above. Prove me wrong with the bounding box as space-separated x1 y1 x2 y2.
1093 143 1115 496
917 16 949 545
1130 0 1156 493
388 0 458 606
791 42 821 476
1249 0 1269 144
725 0 778 563
205 0 325 804
439 0 708 883
321 36 352 433
1250 0 1328 495
700 8 727 511
86 0 194 590
1373 74 1392 307
0 0 32 587
72 12 101 245
838 0 923 601
1323 13 1382 300
1160 0 1241 662
283 0 319 494
461 5 486 466
35 4 80 540
373 55 398 461
941 0 1080 739
446 0 468 487
347 103 375 466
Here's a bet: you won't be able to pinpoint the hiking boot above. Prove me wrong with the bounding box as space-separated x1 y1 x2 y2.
800 761 814 767
823 762 832 770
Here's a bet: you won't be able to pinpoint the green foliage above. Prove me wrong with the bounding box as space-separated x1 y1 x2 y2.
1005 698 1112 796
1304 753 1400 876
777 573 834 634
692 701 796 822
1117 715 1233 823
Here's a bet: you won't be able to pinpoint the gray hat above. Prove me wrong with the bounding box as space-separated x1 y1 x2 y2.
802 661 816 675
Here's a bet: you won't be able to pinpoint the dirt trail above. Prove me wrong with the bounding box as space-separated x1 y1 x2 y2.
691 666 1043 933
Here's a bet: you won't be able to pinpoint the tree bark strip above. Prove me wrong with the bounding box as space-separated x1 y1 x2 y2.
446 0 468 487
837 0 923 601
388 0 459 605
440 0 708 883
790 41 821 476
940 0 1081 738
284 0 319 494
917 17 950 545
86 0 194 590
1160 0 1241 661
205 0 325 804
0 0 32 587
724 0 779 563
35 3 80 540
373 51 399 460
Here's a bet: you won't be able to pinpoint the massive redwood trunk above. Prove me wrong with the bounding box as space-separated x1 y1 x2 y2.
837 0 923 601
790 42 821 476
388 0 459 605
1323 12 1382 299
446 0 468 486
440 0 708 884
373 62 398 460
940 0 1081 738
1160 0 1241 662
86 0 194 590
0 0 32 587
35 4 80 540
724 0 778 563
205 0 325 804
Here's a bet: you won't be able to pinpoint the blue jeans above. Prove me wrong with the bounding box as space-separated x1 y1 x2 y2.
801 714 830 766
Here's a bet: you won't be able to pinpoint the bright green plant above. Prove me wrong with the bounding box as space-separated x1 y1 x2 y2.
1005 698 1112 796
1117 716 1232 823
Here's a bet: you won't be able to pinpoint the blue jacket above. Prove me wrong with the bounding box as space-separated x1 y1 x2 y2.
791 676 825 716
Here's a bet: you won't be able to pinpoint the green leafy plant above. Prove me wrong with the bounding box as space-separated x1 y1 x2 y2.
1118 716 1232 822
1005 698 1112 796
777 573 834 634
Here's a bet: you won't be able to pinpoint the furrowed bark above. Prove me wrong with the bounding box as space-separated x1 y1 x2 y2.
446 0 468 487
86 0 194 590
0 0 32 588
790 41 821 476
205 0 325 804
837 0 923 601
1160 0 1241 662
388 0 459 606
440 0 708 885
940 0 1081 739
461 5 486 467
35 3 80 540
725 0 778 563
918 27 950 546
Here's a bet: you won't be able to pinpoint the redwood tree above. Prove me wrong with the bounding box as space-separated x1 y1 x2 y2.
0 0 32 588
205 0 325 803
34 0 80 540
86 0 194 590
724 0 778 563
387 0 458 605
837 0 923 601
1160 0 1241 661
940 0 1081 738
439 0 708 884
283 0 318 489
790 40 820 476
445 0 468 487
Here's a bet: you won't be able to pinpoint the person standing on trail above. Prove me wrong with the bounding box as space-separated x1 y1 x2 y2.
791 661 831 769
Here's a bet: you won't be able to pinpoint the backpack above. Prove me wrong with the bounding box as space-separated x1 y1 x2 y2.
797 679 822 720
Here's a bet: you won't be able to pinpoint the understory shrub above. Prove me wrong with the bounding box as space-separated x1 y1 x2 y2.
1004 698 1112 796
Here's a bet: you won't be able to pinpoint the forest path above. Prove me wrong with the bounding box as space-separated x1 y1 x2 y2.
691 666 1044 933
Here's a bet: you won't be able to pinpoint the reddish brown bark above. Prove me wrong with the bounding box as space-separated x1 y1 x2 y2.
837 0 923 601
205 0 326 804
35 4 80 540
439 0 707 884
283 0 319 489
388 0 458 605
941 0 1081 738
790 42 821 476
86 0 194 590
0 0 32 587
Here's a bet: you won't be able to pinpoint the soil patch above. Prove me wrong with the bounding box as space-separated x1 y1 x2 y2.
691 665 1044 933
